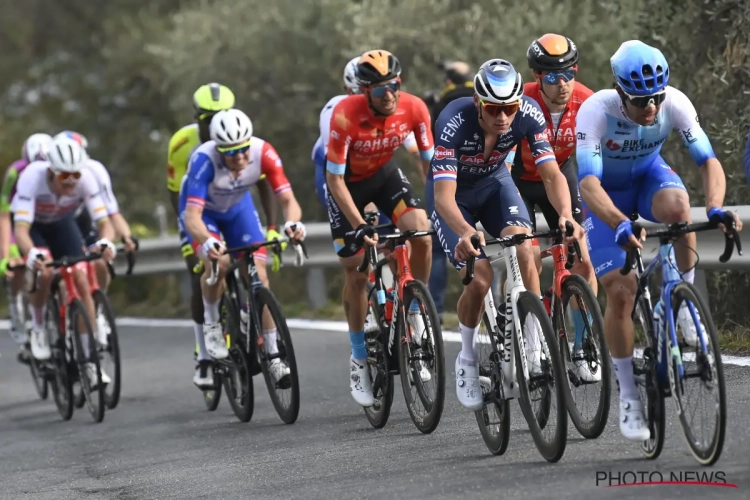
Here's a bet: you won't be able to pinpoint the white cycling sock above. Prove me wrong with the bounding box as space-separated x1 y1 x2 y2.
32 304 47 330
264 328 278 355
194 322 210 361
202 297 220 324
81 333 91 358
7 292 20 326
524 314 542 354
612 356 639 400
681 268 695 284
458 322 478 364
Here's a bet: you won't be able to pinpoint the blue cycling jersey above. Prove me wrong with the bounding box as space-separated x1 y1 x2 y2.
430 96 553 187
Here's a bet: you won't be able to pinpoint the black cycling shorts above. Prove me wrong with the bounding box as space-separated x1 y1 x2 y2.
327 161 421 258
513 159 583 232
75 209 100 247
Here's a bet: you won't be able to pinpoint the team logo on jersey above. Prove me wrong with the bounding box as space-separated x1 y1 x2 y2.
459 150 507 166
519 100 545 126
534 131 549 142
434 146 455 161
606 139 621 151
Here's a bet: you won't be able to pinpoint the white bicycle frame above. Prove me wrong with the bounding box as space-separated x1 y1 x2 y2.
478 244 530 401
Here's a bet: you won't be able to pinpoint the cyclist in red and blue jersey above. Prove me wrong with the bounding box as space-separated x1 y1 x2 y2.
429 59 584 410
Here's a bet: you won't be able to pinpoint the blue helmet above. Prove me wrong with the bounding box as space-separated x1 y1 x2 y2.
610 40 669 96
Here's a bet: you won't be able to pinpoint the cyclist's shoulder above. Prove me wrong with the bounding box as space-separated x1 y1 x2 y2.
399 91 429 112
572 81 595 98
17 161 48 185
577 89 620 120
523 81 542 99
168 123 200 154
662 85 692 109
517 95 547 129
435 96 475 130
321 94 348 116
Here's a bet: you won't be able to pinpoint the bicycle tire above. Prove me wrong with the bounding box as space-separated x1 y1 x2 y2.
557 274 610 439
221 286 254 422
398 280 445 434
70 298 105 423
255 286 300 424
515 291 567 462
364 284 394 429
203 367 223 411
633 294 665 460
92 290 122 410
669 282 726 466
474 311 511 455
47 295 73 421
29 354 49 400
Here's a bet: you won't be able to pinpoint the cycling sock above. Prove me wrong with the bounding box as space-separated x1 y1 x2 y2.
573 311 591 351
263 328 278 355
681 268 695 284
32 304 47 330
202 297 220 324
81 333 90 358
349 330 367 361
193 322 209 361
408 299 420 313
524 314 541 354
612 356 639 400
7 292 19 327
458 322 479 364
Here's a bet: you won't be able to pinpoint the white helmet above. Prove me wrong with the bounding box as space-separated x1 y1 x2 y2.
48 136 88 173
21 133 53 162
54 130 88 149
209 109 253 147
473 59 524 104
343 57 361 93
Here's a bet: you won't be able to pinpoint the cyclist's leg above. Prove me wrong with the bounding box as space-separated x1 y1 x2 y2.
20 221 55 360
584 188 648 440
178 214 209 363
327 180 374 405
7 237 28 345
514 176 543 275
76 208 110 291
314 148 328 209
559 161 597 294
424 176 447 321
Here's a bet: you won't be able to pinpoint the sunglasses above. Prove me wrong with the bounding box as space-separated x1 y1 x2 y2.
369 79 401 98
479 99 520 117
623 90 667 108
539 67 577 85
217 141 251 156
55 171 82 181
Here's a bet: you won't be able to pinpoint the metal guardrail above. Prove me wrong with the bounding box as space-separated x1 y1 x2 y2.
114 206 750 308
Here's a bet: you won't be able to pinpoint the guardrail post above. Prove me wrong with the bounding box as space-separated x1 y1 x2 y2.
306 268 328 310
154 203 169 237
693 269 710 308
180 272 192 304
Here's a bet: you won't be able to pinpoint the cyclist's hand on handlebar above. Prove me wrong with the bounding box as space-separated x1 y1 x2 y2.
96 238 117 261
26 247 49 271
615 220 644 250
558 216 584 244
455 230 483 262
284 221 306 242
201 236 224 261
708 207 743 233
122 235 138 253
354 223 378 247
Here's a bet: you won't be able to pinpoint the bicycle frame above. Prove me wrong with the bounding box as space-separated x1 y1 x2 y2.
52 262 100 337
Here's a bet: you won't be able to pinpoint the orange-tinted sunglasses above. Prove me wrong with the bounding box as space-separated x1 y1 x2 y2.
56 171 82 181
479 99 520 117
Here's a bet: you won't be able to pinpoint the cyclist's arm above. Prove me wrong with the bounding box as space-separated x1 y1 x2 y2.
504 146 516 172
259 142 301 222
14 221 33 257
0 167 18 260
528 124 572 221
168 190 179 215
576 104 628 228
402 132 426 182
431 124 473 236
111 213 132 241
326 106 367 228
668 88 725 211
411 97 436 179
255 176 278 228
10 173 37 257
81 174 115 242
183 153 215 245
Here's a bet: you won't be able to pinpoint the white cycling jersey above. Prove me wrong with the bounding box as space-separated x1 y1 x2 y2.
73 159 120 217
11 161 107 225
310 94 418 161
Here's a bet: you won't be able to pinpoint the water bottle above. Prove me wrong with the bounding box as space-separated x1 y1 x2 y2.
385 288 394 322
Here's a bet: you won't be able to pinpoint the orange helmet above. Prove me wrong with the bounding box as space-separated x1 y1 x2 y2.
355 50 402 86
527 34 579 72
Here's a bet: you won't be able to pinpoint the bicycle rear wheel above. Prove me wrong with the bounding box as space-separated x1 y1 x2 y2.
515 291 567 462
364 284 394 428
255 286 300 424
92 290 121 410
70 299 105 423
398 280 445 434
557 275 610 439
474 311 511 455
669 282 726 466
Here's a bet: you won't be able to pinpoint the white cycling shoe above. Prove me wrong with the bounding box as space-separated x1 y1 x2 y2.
455 354 483 411
84 362 111 389
677 303 701 347
407 311 432 383
269 358 291 381
349 357 374 407
619 397 651 441
572 348 602 382
203 322 228 359
30 326 51 361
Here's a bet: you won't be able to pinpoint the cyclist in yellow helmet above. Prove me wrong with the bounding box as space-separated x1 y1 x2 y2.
166 83 278 388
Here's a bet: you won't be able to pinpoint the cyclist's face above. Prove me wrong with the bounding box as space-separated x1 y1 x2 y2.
50 170 79 195
475 98 518 135
223 150 250 171
367 79 400 115
540 75 575 105
624 97 661 126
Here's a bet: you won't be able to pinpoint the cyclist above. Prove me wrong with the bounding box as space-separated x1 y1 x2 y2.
325 49 435 407
11 136 117 386
0 133 53 355
430 59 584 411
576 40 741 441
514 33 599 381
167 83 279 386
180 109 305 387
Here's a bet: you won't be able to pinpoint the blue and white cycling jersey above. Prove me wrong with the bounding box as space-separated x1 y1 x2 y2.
576 86 715 188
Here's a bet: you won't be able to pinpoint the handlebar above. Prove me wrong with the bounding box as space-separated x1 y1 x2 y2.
355 227 436 273
619 211 742 275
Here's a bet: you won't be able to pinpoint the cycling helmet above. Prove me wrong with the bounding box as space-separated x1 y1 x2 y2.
21 133 52 162
355 50 402 86
55 130 88 149
209 109 253 147
193 83 235 117
611 40 669 96
48 136 88 173
474 59 524 104
527 34 579 72
343 56 361 92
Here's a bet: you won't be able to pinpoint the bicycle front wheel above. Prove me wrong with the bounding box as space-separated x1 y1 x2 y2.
364 284 394 429
70 299 105 423
255 286 300 424
47 295 73 421
515 291 567 462
221 289 254 423
92 290 121 410
670 282 726 466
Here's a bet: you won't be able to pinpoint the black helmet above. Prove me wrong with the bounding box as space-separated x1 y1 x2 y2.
527 34 579 73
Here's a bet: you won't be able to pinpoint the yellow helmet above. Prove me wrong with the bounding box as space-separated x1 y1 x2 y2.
192 83 235 118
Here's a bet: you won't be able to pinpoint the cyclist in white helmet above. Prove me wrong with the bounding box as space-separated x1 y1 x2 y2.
178 109 306 388
10 136 117 387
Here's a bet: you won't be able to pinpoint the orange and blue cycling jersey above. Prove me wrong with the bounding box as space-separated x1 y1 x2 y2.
325 92 435 181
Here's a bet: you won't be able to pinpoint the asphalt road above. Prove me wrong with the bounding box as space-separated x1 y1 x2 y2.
1 325 748 500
